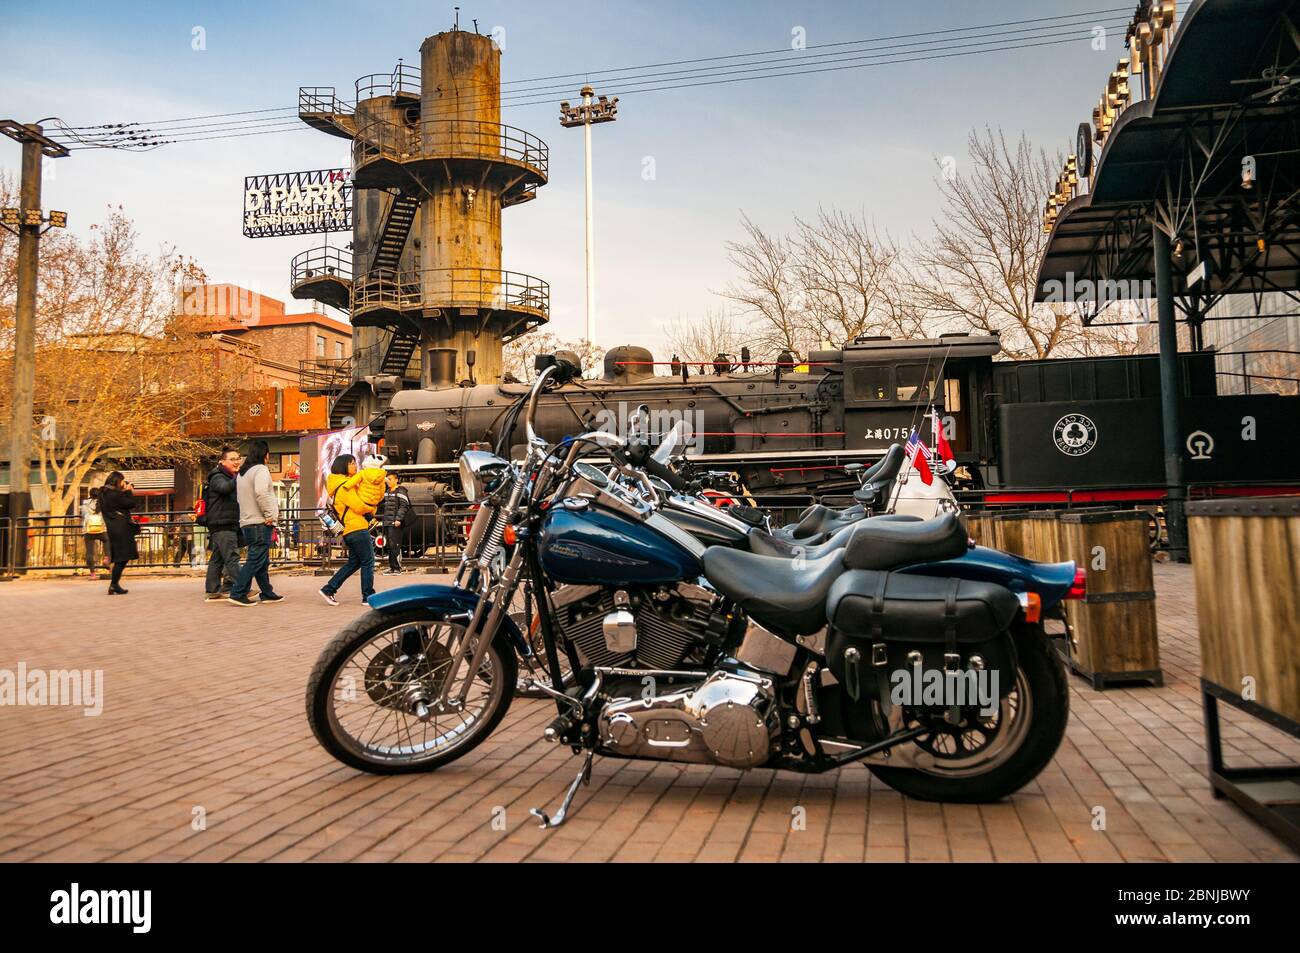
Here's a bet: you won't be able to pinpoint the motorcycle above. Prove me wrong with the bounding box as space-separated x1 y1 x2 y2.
306 356 1084 827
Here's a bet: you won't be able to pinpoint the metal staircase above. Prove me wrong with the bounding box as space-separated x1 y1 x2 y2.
371 192 420 271
379 327 421 377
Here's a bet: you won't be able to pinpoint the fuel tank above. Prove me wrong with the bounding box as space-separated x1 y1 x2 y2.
539 504 702 586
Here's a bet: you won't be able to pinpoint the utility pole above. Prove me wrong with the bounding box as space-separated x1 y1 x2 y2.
559 87 618 344
1 120 69 570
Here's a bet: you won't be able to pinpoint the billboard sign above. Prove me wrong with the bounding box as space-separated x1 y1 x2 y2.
243 168 352 238
298 425 378 510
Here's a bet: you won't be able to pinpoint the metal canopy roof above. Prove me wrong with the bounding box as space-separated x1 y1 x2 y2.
1034 0 1300 313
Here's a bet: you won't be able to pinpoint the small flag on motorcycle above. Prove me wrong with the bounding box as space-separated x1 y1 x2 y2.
928 409 956 474
906 429 934 486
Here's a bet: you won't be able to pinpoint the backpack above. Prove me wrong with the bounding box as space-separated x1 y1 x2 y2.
83 499 106 535
317 484 347 537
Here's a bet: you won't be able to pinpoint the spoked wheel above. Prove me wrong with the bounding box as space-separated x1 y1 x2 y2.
306 608 516 774
869 624 1068 802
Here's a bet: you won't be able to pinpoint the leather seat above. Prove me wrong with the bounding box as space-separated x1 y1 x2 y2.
782 503 862 540
852 443 905 506
843 513 970 571
702 546 844 635
748 514 922 558
748 519 859 558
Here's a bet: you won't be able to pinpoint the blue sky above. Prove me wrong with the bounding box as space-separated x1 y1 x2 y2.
2 1 1123 354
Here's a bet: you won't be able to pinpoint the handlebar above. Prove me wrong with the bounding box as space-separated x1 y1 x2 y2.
625 440 689 492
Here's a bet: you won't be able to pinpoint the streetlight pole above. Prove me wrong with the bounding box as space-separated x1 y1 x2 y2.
559 86 618 344
1 120 69 570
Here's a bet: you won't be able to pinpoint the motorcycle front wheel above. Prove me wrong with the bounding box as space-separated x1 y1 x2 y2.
868 622 1068 802
306 608 516 774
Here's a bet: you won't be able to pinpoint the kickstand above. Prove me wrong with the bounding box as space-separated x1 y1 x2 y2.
529 750 594 829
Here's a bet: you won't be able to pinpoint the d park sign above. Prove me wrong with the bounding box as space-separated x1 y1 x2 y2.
242 168 352 238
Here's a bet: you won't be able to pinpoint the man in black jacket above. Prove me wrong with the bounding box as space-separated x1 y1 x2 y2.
203 447 243 600
380 473 415 574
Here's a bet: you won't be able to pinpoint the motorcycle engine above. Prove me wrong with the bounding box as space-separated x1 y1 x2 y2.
547 582 721 671
597 668 778 767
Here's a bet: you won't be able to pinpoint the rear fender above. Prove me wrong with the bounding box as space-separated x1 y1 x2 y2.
366 583 529 657
895 545 1076 611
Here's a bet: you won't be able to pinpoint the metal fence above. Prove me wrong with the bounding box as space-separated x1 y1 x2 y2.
0 505 479 576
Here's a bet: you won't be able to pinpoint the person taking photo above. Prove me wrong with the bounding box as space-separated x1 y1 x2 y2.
98 472 139 595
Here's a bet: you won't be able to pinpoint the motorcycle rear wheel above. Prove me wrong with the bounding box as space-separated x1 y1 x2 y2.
868 623 1068 802
306 608 516 774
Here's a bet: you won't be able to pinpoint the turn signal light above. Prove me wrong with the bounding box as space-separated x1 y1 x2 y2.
1023 591 1042 623
1066 568 1087 600
502 524 517 546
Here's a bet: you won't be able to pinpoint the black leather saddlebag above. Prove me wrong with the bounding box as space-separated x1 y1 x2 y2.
824 570 1021 709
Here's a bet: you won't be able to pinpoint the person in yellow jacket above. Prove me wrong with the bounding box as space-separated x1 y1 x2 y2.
319 453 381 606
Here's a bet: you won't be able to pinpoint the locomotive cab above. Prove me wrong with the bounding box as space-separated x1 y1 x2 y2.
839 334 999 463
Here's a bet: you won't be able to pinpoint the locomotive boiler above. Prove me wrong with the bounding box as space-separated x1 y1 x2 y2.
380 334 1002 501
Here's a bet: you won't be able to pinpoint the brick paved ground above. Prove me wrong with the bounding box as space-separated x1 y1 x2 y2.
0 563 1296 863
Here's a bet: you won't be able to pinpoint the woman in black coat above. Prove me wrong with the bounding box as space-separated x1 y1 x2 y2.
97 472 139 595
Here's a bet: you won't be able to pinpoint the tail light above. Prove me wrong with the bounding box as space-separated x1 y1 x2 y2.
1066 567 1087 601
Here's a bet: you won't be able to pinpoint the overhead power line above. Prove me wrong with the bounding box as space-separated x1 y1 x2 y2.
51 9 1129 149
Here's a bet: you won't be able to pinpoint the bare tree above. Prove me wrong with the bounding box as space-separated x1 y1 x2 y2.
719 214 810 356
719 209 927 355
908 127 1136 359
664 308 755 367
790 209 925 345
501 331 605 381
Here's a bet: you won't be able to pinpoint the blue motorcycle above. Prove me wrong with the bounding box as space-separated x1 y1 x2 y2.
306 357 1085 827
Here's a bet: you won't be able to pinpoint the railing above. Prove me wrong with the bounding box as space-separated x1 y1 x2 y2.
298 357 353 393
351 267 549 321
298 86 353 117
1213 349 1300 396
356 63 421 102
0 505 476 575
352 116 549 179
290 246 353 287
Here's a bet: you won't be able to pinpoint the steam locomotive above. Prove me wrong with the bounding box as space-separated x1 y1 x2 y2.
375 334 1300 512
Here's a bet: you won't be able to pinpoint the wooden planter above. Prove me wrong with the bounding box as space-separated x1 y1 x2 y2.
1187 496 1300 850
1187 497 1300 725
1056 509 1162 689
962 511 990 548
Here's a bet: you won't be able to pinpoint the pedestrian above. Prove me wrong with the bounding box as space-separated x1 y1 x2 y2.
380 472 415 575
318 453 379 606
80 486 108 580
97 472 139 595
203 446 242 601
669 354 681 377
227 439 284 606
741 345 751 372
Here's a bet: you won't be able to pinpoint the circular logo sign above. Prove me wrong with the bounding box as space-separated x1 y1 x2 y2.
1053 413 1097 456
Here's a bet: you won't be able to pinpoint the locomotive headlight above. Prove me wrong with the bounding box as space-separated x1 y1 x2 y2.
458 449 508 503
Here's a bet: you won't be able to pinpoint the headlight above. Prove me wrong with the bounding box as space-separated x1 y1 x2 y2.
458 450 508 503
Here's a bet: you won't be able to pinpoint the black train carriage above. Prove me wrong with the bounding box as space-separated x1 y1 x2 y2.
376 336 1300 517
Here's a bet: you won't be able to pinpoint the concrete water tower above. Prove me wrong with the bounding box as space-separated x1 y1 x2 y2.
294 26 549 426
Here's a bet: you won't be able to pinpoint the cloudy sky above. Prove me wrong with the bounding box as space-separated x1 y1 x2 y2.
3 0 1124 355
